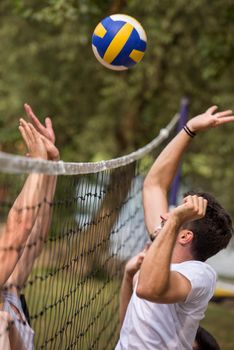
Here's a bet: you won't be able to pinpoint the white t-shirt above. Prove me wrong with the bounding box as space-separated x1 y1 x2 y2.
115 260 216 350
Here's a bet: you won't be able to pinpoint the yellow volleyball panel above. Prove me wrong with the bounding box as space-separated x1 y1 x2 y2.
94 23 107 38
103 23 134 64
129 49 145 63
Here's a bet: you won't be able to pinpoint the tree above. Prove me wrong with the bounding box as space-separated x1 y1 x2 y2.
0 0 233 216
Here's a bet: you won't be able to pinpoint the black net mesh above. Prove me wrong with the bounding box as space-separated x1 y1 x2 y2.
0 126 176 350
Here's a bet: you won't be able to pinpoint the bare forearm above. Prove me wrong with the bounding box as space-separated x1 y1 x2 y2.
21 173 56 258
0 174 49 287
143 130 192 234
33 174 57 239
137 216 180 299
119 272 133 327
13 173 45 208
5 175 57 289
144 130 191 190
6 173 46 240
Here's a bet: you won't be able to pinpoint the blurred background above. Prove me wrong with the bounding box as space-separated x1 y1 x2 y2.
0 0 234 348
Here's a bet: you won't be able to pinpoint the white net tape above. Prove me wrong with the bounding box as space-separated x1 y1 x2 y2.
0 114 178 175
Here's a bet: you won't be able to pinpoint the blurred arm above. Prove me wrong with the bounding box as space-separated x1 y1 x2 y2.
143 130 191 234
0 172 46 287
0 119 48 288
143 106 234 235
137 195 207 303
119 250 146 326
4 107 59 292
5 174 57 291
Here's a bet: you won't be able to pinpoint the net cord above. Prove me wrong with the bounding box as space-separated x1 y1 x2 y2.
0 114 178 175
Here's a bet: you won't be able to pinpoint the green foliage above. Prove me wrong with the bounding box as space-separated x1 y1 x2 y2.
0 0 234 216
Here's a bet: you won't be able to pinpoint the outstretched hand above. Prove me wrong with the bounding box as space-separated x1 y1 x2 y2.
24 103 55 144
24 104 59 160
40 136 60 161
19 119 48 160
187 106 234 133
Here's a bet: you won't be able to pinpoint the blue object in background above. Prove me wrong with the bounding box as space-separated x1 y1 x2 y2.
169 98 189 207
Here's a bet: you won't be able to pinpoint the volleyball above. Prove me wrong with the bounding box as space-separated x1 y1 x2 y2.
92 14 147 71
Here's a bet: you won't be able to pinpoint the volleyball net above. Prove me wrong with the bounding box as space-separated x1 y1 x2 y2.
0 114 178 349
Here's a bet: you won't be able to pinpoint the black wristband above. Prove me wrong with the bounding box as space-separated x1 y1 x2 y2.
183 125 196 138
186 124 196 136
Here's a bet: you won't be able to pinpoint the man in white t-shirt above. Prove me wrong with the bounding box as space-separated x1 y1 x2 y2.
115 106 234 350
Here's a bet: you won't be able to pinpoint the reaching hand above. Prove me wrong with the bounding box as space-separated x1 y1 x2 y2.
170 195 208 227
40 136 60 161
24 104 60 160
19 119 48 160
125 243 150 278
187 106 234 133
24 103 55 144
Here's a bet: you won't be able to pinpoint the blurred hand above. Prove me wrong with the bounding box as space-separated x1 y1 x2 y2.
24 104 59 161
187 106 234 133
40 136 60 161
19 119 48 160
125 243 150 278
24 103 55 143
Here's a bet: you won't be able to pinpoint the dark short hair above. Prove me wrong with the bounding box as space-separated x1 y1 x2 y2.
182 191 233 262
194 326 220 350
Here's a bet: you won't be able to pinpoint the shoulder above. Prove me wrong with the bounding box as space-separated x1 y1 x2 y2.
172 260 216 280
172 261 217 302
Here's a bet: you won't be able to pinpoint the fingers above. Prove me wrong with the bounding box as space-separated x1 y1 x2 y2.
24 104 56 143
28 123 44 145
24 104 38 125
215 116 234 126
45 117 53 129
206 106 233 119
45 117 56 143
24 103 45 133
213 109 234 126
19 119 39 155
183 195 207 218
19 125 30 150
19 119 43 148
40 135 59 160
215 109 233 118
207 107 234 126
198 196 207 216
207 105 218 114
19 119 34 144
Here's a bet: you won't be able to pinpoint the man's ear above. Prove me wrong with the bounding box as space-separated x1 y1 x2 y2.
178 229 194 246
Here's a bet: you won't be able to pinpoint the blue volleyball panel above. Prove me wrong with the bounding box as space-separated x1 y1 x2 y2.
111 27 147 67
92 17 126 58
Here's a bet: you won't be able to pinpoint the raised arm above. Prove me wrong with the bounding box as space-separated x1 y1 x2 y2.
119 248 147 326
6 107 59 292
137 195 207 303
0 123 48 287
143 106 234 235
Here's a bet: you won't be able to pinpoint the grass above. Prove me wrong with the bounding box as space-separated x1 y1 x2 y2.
24 264 234 349
201 300 234 350
25 267 121 350
26 278 234 350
